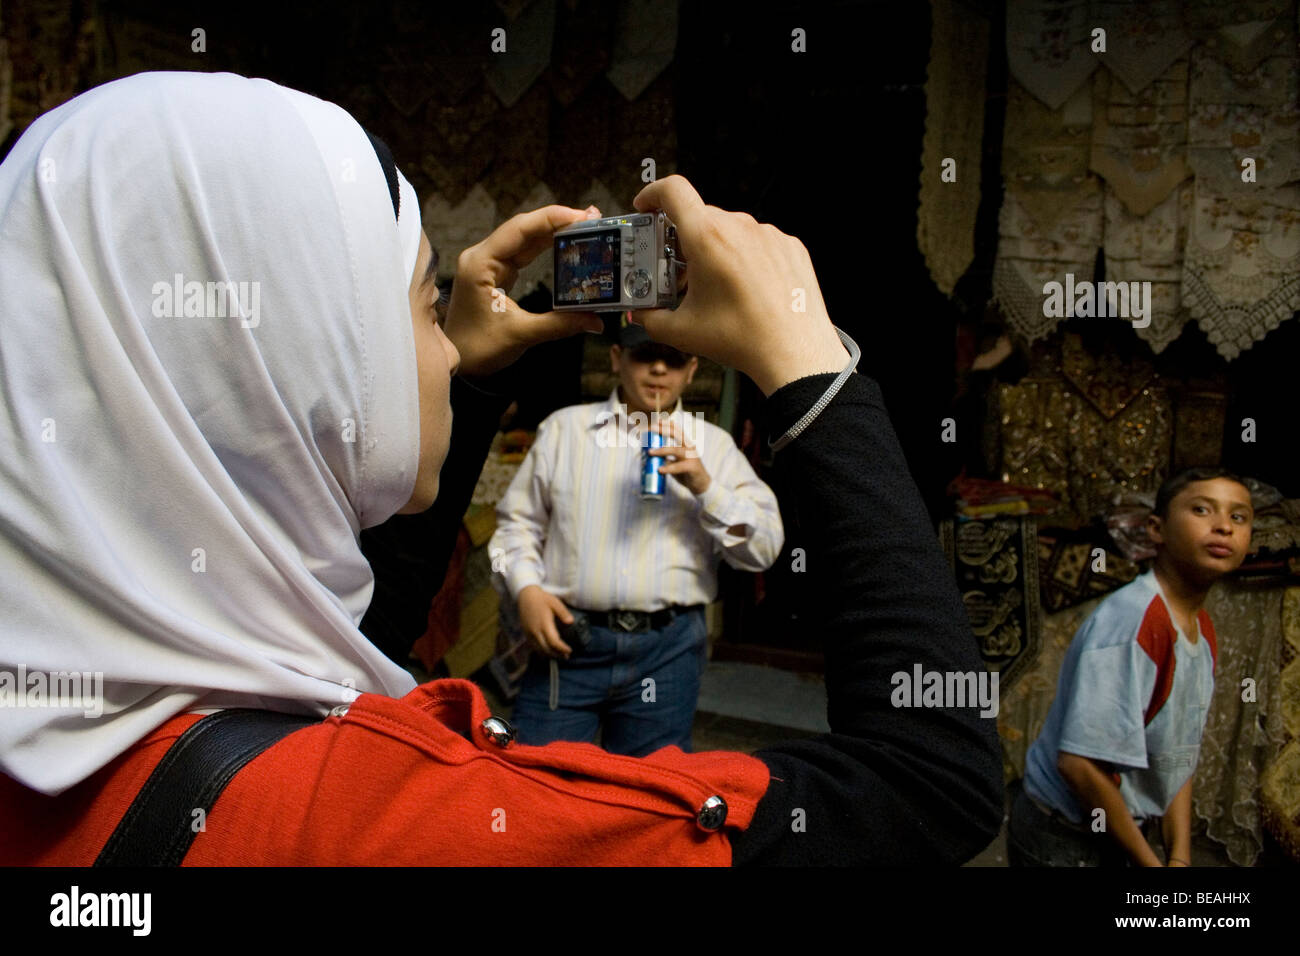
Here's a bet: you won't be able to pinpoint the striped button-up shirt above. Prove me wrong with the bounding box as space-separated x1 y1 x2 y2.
490 389 784 612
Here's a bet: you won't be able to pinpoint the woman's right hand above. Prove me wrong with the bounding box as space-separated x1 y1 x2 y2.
630 175 849 396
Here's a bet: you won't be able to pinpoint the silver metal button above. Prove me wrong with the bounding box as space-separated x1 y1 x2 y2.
696 795 728 831
482 716 516 747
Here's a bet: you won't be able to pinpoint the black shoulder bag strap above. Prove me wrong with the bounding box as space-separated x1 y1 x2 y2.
94 709 317 867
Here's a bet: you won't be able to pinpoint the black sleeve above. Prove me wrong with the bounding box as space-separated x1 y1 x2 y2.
729 373 1005 866
358 375 514 665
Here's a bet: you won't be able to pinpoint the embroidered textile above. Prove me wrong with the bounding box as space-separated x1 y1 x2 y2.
940 517 1042 690
1106 496 1159 562
483 83 553 218
605 69 677 212
1089 0 1193 97
484 0 557 107
544 79 613 205
1185 0 1294 71
1007 0 1100 110
420 184 502 284
1103 181 1194 352
998 376 1171 526
1036 532 1140 612
0 38 12 146
549 0 615 106
605 0 679 101
1198 15 1296 73
1060 332 1156 418
1090 61 1191 216
1002 79 1099 234
1250 499 1300 554
1170 388 1228 471
1183 179 1300 360
495 0 536 21
1181 19 1300 359
918 0 990 296
995 74 1105 343
1188 30 1300 194
419 88 503 206
993 186 1104 344
1195 580 1287 865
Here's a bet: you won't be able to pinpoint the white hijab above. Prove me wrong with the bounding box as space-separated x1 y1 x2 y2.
0 72 426 794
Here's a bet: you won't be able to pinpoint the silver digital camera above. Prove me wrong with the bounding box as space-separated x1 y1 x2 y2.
552 211 681 312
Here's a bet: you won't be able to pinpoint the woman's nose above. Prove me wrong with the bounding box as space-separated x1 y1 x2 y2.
437 324 461 376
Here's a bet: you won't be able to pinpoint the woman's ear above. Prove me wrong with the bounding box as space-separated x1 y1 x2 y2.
610 345 622 374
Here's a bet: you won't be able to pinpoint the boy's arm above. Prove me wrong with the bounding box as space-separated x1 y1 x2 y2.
489 418 556 601
694 442 784 572
1057 752 1164 867
1052 630 1165 864
1161 776 1194 866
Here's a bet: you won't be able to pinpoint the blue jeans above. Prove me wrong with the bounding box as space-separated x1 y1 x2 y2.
1007 782 1134 867
511 607 708 757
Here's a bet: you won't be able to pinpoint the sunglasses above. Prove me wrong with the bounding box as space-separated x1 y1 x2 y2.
627 343 691 368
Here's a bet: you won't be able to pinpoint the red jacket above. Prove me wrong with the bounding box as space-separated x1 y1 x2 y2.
0 679 770 866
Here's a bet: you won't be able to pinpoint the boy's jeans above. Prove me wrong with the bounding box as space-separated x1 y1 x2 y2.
1008 781 1135 867
512 607 708 757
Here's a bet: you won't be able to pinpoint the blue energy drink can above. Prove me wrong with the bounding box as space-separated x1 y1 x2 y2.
641 429 665 499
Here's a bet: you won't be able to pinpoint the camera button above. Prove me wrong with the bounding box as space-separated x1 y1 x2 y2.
624 269 651 299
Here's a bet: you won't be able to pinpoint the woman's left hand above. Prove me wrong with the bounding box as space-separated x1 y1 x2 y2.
444 204 604 376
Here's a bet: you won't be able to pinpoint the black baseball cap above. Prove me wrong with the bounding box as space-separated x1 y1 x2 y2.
613 314 690 366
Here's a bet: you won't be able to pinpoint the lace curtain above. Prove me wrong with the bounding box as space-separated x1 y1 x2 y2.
991 0 1300 358
918 0 990 296
1195 580 1287 865
1262 588 1300 860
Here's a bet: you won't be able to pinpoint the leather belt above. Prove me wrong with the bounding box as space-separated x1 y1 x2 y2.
574 604 703 633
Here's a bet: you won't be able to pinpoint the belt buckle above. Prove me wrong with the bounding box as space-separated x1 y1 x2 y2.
614 610 643 633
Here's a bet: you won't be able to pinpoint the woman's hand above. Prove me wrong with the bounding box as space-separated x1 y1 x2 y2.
444 205 604 376
630 176 848 396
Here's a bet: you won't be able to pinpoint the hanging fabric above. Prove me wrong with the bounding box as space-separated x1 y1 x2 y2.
918 0 991 296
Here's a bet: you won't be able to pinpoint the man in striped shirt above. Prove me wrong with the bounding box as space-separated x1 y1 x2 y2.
489 323 783 755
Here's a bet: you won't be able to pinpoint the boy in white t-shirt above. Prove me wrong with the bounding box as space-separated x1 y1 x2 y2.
1011 468 1254 867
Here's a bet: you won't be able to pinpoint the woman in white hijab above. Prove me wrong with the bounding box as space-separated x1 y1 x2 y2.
0 69 594 793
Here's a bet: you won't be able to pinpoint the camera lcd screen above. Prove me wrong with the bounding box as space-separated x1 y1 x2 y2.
555 230 620 305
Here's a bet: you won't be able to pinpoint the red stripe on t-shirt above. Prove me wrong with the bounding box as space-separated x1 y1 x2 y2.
1137 597 1177 726
1198 609 1218 671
